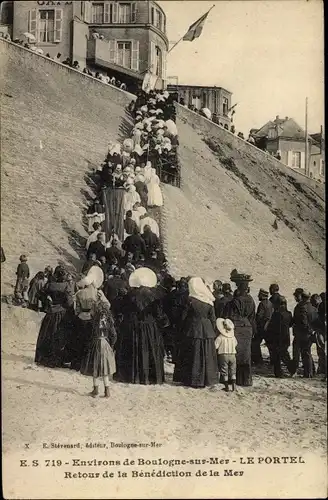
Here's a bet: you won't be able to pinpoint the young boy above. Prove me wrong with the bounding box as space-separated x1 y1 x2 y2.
14 255 30 307
215 318 238 392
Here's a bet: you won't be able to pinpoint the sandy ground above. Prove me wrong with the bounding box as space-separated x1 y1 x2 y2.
1 303 327 498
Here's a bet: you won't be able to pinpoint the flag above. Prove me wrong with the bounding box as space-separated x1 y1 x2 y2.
142 72 158 93
183 8 212 42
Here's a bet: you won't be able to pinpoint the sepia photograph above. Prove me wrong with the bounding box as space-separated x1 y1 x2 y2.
0 0 326 498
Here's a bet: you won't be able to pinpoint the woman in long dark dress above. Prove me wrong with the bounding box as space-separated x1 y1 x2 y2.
223 273 256 386
173 277 219 388
114 268 166 385
35 267 73 368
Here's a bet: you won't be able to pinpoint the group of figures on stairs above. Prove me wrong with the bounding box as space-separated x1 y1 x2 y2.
6 85 326 398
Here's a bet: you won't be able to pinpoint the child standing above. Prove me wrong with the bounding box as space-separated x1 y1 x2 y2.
14 255 30 307
215 318 238 392
80 290 117 398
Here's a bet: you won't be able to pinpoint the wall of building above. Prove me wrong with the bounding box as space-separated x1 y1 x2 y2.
10 1 168 86
12 1 75 60
72 18 89 68
168 86 232 126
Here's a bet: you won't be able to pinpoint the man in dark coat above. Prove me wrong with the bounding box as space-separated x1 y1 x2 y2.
105 239 125 265
87 233 106 261
81 253 97 275
141 225 160 258
291 290 318 377
269 283 281 307
316 292 326 376
291 287 304 372
144 251 160 273
124 211 138 236
265 296 293 377
103 268 128 303
122 228 146 262
214 283 233 319
252 288 274 365
212 280 223 300
14 254 30 306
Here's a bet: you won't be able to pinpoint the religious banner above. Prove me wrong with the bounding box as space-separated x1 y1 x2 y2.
102 187 125 243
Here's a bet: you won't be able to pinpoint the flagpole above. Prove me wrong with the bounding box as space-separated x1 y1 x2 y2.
305 97 308 176
167 35 186 55
168 4 216 55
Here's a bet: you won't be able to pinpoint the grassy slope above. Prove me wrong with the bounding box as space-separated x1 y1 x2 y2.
0 41 133 293
163 109 325 302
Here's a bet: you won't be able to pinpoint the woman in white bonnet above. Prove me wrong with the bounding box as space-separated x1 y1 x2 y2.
114 268 166 385
147 168 163 207
173 277 219 388
124 184 141 213
143 161 153 184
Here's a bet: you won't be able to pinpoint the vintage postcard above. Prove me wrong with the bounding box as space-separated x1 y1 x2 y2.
0 0 326 498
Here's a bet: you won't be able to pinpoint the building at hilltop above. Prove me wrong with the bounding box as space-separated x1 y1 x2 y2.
0 0 168 91
253 116 325 182
166 84 232 127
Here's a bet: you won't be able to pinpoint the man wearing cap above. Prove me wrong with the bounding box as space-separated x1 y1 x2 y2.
291 290 318 377
252 289 274 365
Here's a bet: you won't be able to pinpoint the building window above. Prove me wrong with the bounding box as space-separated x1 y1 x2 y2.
155 10 162 30
155 46 162 76
223 97 229 115
118 3 131 23
28 8 62 43
268 127 277 139
117 41 132 68
292 151 301 168
92 3 104 23
39 10 55 43
202 93 207 108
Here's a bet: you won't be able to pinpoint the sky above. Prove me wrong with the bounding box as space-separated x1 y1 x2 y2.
158 0 324 135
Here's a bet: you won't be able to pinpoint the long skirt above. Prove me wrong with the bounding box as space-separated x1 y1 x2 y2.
35 311 67 368
235 326 253 386
173 338 219 388
81 336 116 378
69 318 93 371
115 320 164 384
147 183 163 207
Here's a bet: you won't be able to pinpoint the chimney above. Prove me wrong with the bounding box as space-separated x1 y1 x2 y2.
275 115 279 120
285 116 288 120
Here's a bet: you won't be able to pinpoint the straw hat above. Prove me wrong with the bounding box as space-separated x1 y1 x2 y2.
129 267 157 288
78 265 104 289
216 318 235 338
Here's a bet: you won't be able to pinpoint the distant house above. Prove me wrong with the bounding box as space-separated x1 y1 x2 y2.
166 84 232 127
253 116 325 182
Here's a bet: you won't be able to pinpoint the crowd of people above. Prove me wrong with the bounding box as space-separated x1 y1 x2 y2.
4 32 326 396
11 87 326 394
13 249 327 397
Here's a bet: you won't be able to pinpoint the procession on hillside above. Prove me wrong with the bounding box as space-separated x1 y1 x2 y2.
9 85 326 399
